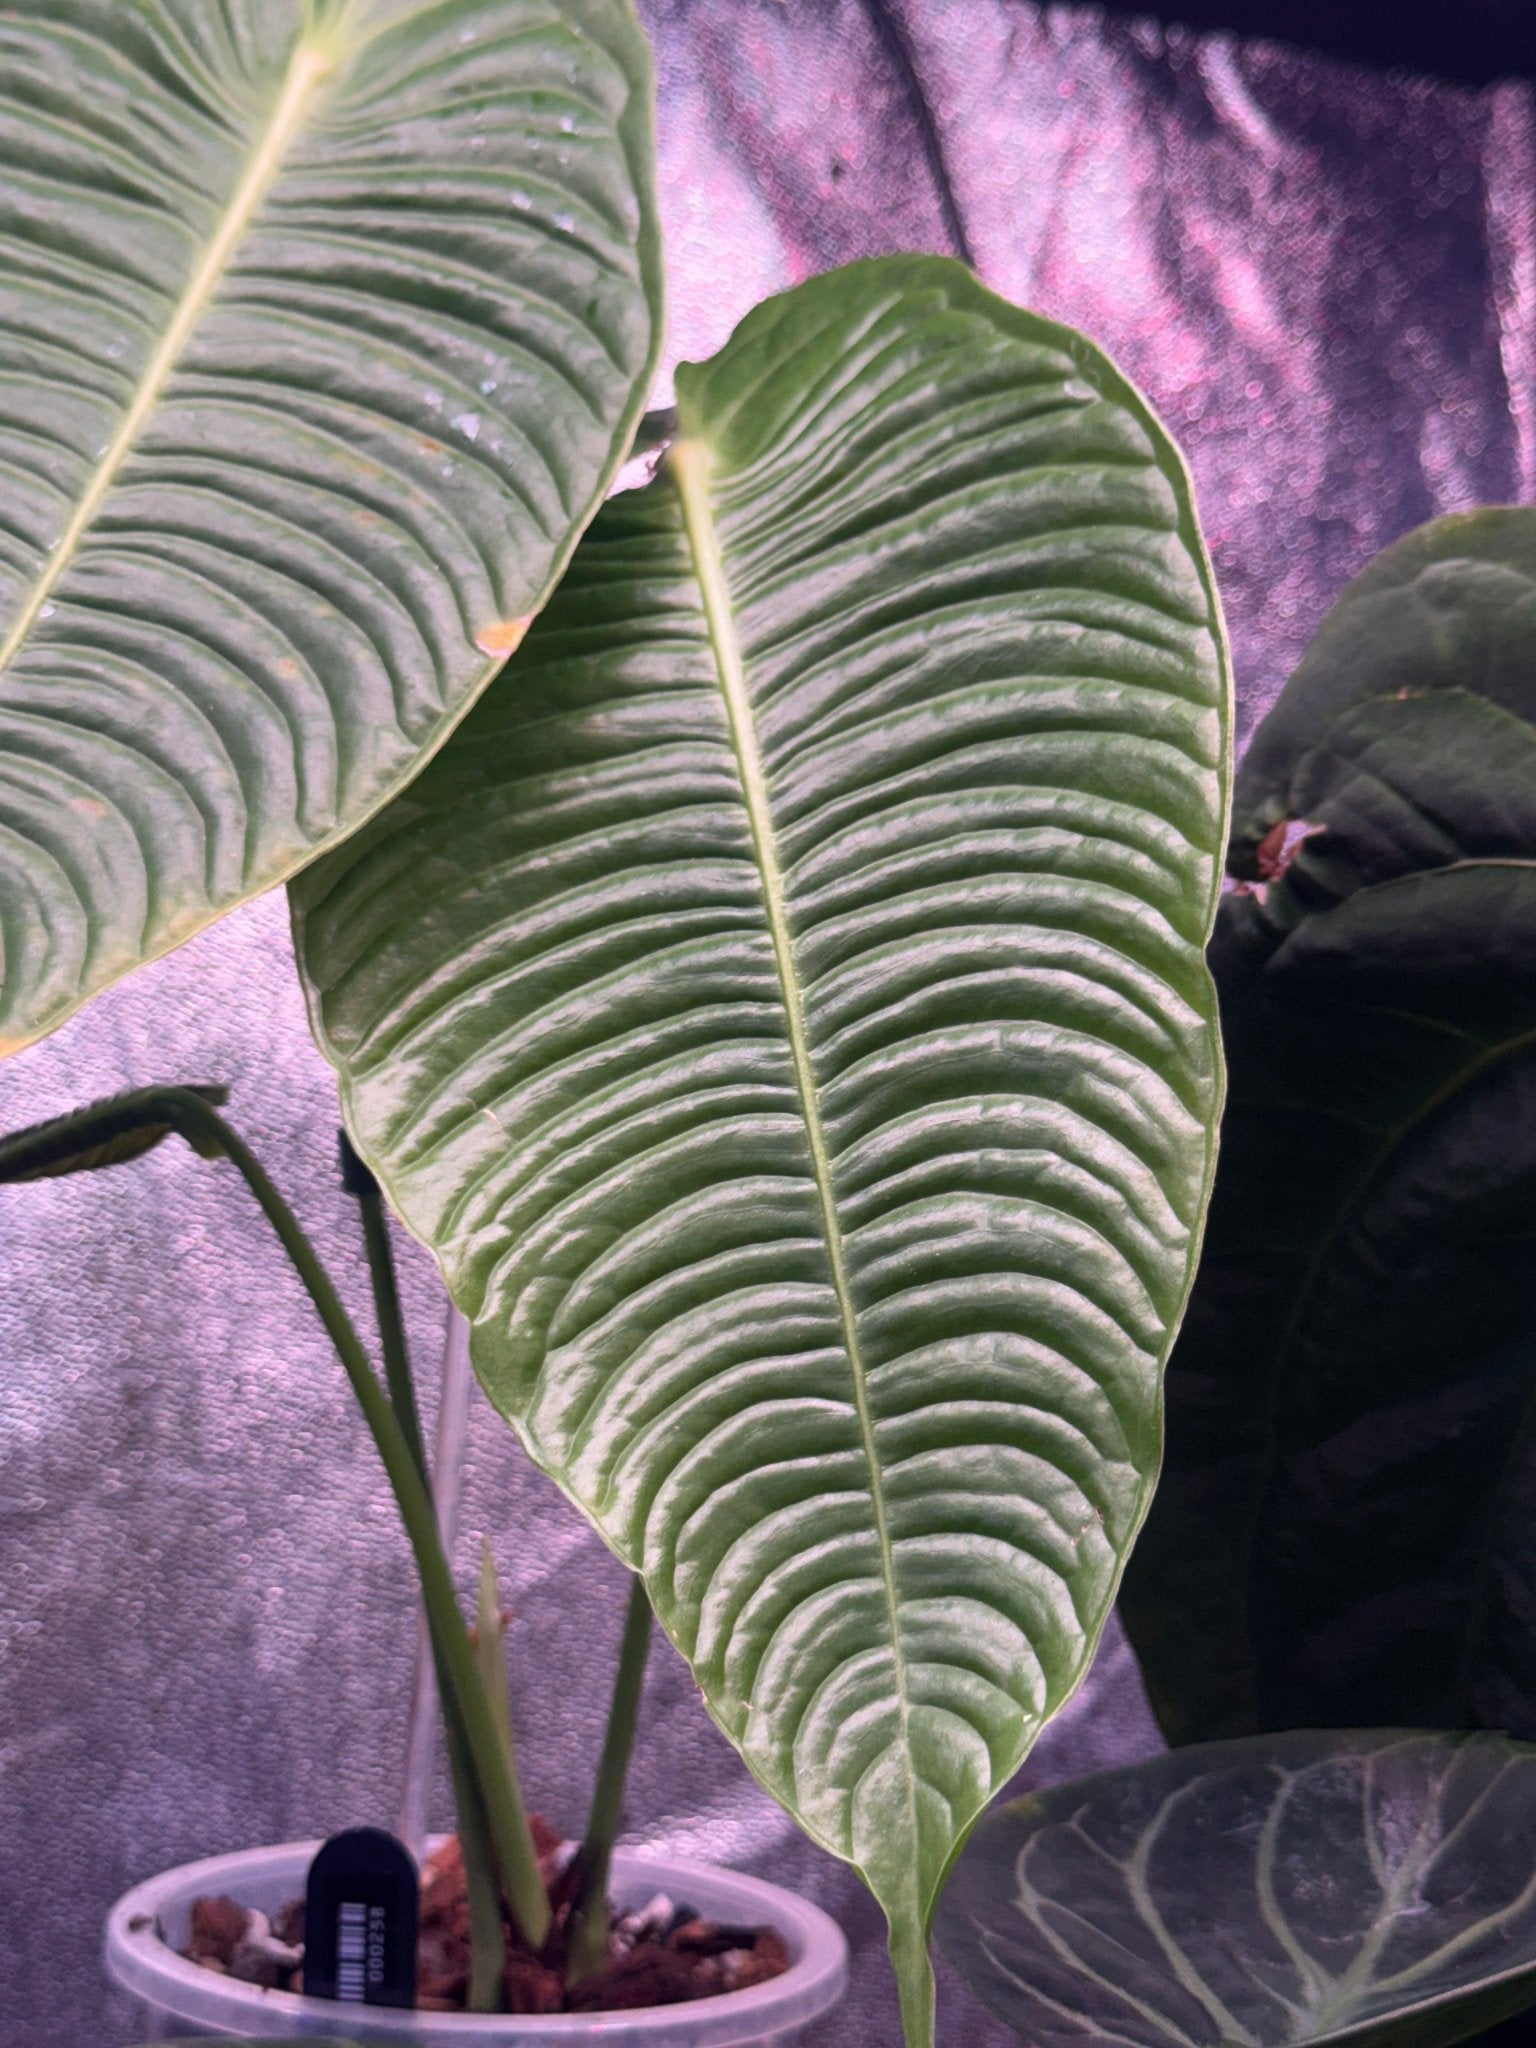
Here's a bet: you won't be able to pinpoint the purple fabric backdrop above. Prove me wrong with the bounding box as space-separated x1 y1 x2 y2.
2 5 1532 2044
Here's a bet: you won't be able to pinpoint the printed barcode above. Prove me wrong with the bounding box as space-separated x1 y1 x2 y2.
337 1900 367 2000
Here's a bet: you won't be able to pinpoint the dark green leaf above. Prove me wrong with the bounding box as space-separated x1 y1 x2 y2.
0 0 661 1056
1118 509 1536 1743
936 1729 1536 2048
0 1083 229 1181
294 254 1231 2044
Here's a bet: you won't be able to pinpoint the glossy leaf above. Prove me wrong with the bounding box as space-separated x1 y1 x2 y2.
294 254 1231 2044
1119 510 1536 1745
936 1729 1536 2048
0 0 660 1055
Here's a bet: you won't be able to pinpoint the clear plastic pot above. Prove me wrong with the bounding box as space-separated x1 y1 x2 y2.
106 1840 849 2045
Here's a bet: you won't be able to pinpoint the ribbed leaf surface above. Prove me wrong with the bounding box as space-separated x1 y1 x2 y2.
294 256 1230 2039
937 1730 1536 2048
0 0 659 1053
1120 511 1536 1746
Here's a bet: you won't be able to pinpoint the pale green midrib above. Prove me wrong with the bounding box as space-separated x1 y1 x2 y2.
668 434 922 1861
0 35 337 675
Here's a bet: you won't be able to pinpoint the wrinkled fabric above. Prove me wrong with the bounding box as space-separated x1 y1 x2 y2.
1 6 1532 2044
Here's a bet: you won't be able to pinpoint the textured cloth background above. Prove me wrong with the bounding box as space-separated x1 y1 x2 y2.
2 5 1533 2044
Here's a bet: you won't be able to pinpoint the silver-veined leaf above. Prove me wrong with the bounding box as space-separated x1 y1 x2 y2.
293 254 1230 2045
936 1729 1536 2048
0 0 660 1054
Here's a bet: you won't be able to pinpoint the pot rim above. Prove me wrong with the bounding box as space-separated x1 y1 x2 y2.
104 1839 849 2042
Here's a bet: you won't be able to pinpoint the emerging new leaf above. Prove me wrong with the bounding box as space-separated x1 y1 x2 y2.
937 1729 1536 2048
0 0 660 1054
294 255 1230 2043
0 1083 228 1180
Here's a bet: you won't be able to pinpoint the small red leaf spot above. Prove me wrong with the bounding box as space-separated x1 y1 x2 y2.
475 616 534 658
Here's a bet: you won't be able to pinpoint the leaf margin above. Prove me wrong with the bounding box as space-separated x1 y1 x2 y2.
292 251 1236 2044
0 0 666 1059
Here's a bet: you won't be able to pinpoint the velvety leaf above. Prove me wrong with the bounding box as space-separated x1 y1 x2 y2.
1118 509 1536 1744
0 1083 228 1180
293 254 1230 2043
0 0 660 1055
935 1729 1536 2048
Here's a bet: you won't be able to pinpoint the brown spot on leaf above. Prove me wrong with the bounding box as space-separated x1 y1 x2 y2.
476 616 534 658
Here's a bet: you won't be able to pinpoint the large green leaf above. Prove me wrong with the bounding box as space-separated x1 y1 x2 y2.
0 0 660 1055
1119 510 1536 1745
935 1730 1536 2048
293 254 1231 2044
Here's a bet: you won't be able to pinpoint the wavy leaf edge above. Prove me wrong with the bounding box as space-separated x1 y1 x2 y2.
0 0 663 1055
294 252 1233 2046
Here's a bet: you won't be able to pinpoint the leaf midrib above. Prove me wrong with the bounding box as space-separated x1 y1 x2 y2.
667 434 920 1854
0 29 337 675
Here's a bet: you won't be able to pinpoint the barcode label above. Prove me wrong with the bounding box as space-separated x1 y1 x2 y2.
336 1900 369 2001
304 1827 418 2008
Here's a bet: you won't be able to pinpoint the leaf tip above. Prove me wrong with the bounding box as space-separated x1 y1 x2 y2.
889 1916 937 2048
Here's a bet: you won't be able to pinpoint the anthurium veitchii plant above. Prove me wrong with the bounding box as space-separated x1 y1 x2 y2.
0 7 1237 2041
292 256 1233 2037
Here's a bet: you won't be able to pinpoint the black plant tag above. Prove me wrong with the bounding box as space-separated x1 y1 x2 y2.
303 1828 418 2007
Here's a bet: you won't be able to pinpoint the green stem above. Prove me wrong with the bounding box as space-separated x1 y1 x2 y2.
342 1132 428 1479
566 1573 653 1986
152 1089 551 1949
343 1136 509 2010
441 1687 509 2012
475 1545 518 1762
